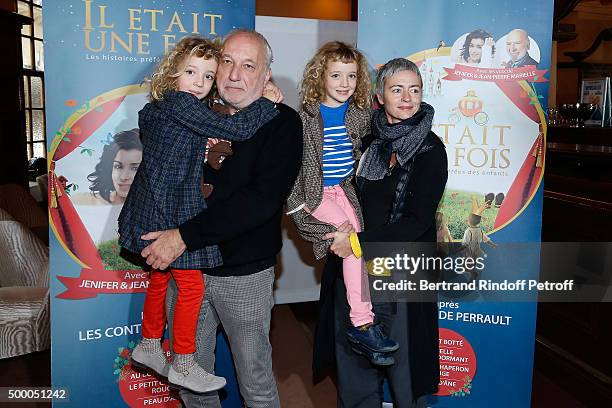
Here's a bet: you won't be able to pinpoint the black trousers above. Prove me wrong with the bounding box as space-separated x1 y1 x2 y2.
334 274 429 408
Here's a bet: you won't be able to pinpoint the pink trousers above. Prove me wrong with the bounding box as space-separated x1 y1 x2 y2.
312 185 374 327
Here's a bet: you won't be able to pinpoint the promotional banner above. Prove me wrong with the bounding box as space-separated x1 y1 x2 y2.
44 1 254 406
358 1 553 406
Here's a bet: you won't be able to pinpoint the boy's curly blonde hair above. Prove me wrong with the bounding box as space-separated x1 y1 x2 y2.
150 36 221 102
300 41 371 110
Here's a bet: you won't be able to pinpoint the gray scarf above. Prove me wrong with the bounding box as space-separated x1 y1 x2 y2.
357 102 435 180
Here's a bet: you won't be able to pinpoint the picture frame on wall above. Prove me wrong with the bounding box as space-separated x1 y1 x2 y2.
580 77 608 126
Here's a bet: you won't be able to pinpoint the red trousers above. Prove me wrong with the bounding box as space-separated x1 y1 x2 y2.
141 269 204 354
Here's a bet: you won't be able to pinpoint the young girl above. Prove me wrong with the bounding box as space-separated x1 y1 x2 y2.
287 42 398 365
118 36 279 392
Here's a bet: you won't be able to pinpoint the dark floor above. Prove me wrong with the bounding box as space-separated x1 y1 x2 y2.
0 302 590 407
0 349 52 408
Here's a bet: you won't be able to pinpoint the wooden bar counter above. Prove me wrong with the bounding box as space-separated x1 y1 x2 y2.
536 125 612 406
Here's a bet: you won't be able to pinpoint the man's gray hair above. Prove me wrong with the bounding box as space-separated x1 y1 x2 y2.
224 28 274 69
375 58 422 95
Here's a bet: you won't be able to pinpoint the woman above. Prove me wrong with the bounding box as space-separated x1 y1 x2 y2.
74 129 143 205
459 29 495 67
314 58 448 407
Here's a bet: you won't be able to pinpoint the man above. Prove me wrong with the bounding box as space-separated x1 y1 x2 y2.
140 29 303 407
503 28 538 68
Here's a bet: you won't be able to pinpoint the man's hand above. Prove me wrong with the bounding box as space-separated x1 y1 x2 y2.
140 229 187 270
263 81 284 103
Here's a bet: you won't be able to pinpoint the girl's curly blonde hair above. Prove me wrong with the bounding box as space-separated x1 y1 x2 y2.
149 36 221 102
300 41 371 109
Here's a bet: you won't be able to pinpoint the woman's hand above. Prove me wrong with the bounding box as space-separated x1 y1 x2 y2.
484 37 495 58
263 81 284 103
336 220 355 234
330 231 352 258
323 220 355 258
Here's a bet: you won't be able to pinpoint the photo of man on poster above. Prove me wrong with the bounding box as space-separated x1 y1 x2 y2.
502 28 539 68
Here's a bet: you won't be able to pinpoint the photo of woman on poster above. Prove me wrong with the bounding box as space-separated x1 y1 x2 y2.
64 127 144 269
72 129 143 206
453 29 496 68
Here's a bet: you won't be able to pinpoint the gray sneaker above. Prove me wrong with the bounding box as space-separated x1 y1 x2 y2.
168 364 226 393
131 343 170 377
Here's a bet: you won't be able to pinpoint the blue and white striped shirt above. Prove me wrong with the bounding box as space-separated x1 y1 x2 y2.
320 102 354 187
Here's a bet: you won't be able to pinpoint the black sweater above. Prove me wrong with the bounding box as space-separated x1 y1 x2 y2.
358 131 448 244
178 103 303 276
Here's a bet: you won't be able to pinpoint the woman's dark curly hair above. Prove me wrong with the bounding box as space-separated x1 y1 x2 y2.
460 29 495 63
87 129 142 202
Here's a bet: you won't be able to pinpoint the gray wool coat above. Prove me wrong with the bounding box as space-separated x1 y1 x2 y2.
286 101 371 259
